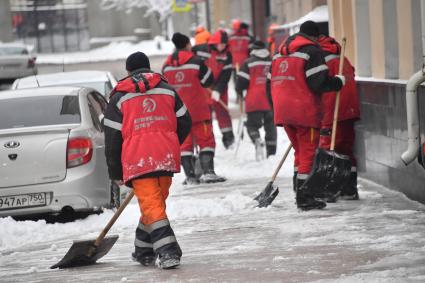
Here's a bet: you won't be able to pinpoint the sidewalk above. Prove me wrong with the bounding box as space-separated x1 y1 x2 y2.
1 176 424 283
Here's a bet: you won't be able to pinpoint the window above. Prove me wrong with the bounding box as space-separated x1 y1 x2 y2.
0 95 80 130
87 92 106 132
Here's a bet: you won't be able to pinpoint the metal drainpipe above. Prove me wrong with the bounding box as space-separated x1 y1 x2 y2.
401 0 425 165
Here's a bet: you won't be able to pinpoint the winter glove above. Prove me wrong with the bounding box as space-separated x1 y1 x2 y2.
211 90 221 102
335 75 346 86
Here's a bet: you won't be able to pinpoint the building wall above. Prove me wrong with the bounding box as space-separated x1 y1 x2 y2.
328 0 356 69
210 0 252 32
270 0 326 25
328 0 423 80
355 80 425 204
326 0 425 203
87 1 154 39
0 1 13 42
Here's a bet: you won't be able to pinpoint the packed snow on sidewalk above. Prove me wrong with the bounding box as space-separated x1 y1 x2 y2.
1 124 425 283
36 37 174 65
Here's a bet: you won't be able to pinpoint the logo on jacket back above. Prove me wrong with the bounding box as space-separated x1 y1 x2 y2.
278 60 288 73
175 71 185 83
143 98 156 113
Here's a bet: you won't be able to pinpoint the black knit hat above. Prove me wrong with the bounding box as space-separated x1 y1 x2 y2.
172 32 190 49
240 22 249 30
125 51 150 72
299 20 320 37
251 40 266 50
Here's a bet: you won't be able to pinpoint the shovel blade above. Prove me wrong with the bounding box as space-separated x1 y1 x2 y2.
255 181 279 208
50 235 119 269
305 148 351 196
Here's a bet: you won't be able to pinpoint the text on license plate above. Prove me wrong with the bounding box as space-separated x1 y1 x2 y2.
0 193 46 210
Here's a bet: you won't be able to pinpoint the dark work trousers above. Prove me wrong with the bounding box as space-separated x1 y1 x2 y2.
246 110 277 155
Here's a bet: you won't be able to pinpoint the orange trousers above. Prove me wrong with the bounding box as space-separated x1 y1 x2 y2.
132 176 172 226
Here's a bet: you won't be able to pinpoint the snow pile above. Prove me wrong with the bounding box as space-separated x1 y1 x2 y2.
37 37 174 65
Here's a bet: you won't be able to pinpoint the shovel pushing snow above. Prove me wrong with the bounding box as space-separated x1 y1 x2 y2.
50 189 134 269
254 143 293 207
300 38 351 199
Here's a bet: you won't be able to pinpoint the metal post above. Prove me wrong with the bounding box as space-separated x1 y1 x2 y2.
62 1 68 51
76 8 80 50
194 2 199 28
205 0 211 31
34 0 40 53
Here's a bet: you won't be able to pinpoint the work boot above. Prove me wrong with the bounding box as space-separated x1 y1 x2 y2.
292 171 298 192
199 152 226 183
133 222 155 266
181 156 200 185
255 138 265 161
148 219 182 269
266 144 276 158
156 253 180 269
296 178 326 211
340 171 359 200
132 250 155 266
222 131 235 149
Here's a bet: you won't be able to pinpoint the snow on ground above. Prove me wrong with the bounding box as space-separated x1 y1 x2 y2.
1 120 425 282
36 38 174 65
1 81 425 282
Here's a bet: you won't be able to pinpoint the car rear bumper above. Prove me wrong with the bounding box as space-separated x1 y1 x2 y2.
0 163 110 217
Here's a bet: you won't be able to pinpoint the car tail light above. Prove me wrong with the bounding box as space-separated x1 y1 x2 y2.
27 57 36 68
67 137 93 168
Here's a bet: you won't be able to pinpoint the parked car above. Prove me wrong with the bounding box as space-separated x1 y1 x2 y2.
11 70 117 100
0 86 118 219
0 43 37 82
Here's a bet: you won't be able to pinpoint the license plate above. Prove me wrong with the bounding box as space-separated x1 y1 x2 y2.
0 193 47 210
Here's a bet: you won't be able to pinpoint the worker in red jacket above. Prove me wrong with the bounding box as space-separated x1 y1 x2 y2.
269 21 345 210
104 52 191 269
318 35 360 200
163 33 226 184
267 23 279 56
192 30 235 149
236 40 276 160
228 20 254 71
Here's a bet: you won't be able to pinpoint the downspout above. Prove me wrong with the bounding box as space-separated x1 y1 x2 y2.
400 0 425 165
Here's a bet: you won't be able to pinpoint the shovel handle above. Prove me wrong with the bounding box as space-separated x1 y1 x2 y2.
330 37 347 151
271 143 293 182
94 189 135 247
207 88 230 113
217 98 230 112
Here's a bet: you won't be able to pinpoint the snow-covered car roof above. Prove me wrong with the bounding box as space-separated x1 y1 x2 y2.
0 86 81 100
12 71 117 98
14 71 113 87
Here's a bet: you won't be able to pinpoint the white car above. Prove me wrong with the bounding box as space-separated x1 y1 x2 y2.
0 86 118 219
12 70 117 100
0 43 37 81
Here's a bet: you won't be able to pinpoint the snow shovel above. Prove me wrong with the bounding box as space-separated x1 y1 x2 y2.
254 143 293 207
50 189 135 269
300 38 351 199
234 95 246 157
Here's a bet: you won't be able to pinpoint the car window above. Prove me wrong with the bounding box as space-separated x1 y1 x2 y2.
105 81 113 99
0 46 28 56
0 95 80 130
87 93 104 132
